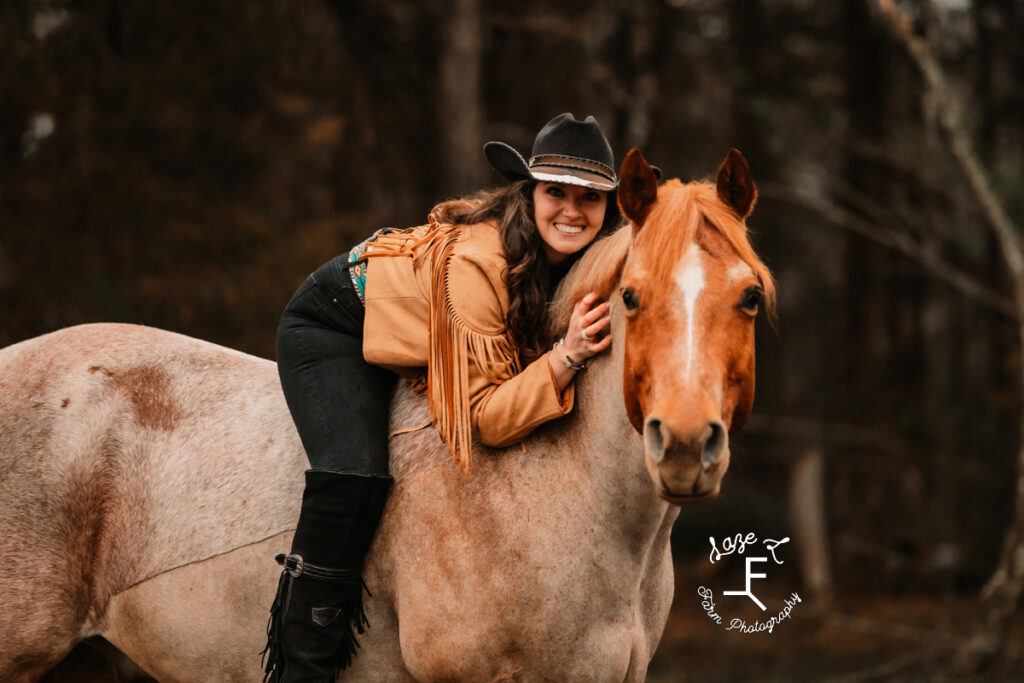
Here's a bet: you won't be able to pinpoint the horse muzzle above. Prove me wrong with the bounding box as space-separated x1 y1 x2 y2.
644 415 729 505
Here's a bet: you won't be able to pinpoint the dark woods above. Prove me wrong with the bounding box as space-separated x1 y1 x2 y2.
3 0 1023 677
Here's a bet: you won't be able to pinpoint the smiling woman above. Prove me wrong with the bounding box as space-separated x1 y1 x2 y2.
532 182 607 264
262 113 634 681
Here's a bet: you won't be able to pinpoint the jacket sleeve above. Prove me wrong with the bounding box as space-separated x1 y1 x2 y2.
468 348 575 449
432 231 574 472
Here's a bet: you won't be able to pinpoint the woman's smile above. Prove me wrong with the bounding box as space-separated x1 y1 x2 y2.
554 222 585 235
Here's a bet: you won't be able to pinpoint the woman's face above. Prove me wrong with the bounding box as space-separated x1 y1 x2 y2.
532 182 607 264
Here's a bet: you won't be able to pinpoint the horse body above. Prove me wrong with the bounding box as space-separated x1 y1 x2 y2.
0 322 671 682
0 150 772 682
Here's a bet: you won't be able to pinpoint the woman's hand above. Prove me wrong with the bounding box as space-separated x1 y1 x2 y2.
548 292 612 392
563 292 612 362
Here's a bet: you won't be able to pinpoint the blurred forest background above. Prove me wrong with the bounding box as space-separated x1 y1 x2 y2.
3 0 1024 680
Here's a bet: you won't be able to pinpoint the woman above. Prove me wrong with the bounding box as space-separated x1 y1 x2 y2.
263 113 620 682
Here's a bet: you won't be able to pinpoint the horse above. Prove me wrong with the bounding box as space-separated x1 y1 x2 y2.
0 149 774 682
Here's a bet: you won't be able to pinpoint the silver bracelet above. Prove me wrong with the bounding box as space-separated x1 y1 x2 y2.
553 338 586 371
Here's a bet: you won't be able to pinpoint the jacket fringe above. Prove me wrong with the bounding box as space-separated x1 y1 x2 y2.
359 219 520 474
427 228 520 473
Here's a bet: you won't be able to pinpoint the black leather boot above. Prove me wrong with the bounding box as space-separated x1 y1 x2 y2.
262 470 393 683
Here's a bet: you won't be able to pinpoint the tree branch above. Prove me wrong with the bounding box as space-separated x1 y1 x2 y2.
759 182 1016 317
873 1 1024 282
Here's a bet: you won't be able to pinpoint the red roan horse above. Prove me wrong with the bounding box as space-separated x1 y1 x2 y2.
0 149 774 681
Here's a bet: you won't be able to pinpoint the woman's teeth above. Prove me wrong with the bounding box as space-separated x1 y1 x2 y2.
555 223 583 234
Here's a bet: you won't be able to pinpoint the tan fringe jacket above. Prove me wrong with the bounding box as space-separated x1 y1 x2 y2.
359 217 574 474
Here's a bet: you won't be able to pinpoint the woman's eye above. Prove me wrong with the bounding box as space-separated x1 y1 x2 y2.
583 191 600 202
740 286 763 314
546 185 564 198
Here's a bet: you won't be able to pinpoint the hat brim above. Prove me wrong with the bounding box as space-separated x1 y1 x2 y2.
484 141 532 182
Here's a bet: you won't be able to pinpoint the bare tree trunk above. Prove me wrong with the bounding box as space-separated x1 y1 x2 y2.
440 0 483 194
843 0 894 507
579 4 617 134
789 445 833 603
624 0 658 151
875 0 1024 665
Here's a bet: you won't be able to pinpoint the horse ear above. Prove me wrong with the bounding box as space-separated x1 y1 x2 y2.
617 148 659 229
716 149 757 219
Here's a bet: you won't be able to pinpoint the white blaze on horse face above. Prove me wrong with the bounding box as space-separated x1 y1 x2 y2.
674 244 706 379
727 260 755 284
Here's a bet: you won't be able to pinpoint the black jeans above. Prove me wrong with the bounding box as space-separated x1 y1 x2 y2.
276 254 396 476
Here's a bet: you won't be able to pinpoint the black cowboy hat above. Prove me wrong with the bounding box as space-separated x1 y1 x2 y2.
484 113 619 191
484 113 662 193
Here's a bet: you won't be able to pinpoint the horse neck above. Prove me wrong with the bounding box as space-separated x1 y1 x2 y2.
551 303 678 556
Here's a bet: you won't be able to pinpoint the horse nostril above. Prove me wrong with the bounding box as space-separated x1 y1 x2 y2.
702 422 727 470
644 418 665 462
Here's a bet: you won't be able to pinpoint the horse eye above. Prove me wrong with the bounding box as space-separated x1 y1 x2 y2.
740 286 762 314
621 287 639 311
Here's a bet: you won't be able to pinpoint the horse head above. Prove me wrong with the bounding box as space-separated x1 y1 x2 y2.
615 148 775 505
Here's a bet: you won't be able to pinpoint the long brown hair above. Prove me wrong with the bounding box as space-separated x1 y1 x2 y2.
430 180 618 364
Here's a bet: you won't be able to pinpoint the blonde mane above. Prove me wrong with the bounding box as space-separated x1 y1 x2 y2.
548 225 633 336
549 179 776 335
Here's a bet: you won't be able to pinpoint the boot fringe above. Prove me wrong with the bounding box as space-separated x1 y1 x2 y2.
337 579 372 670
261 564 290 682
261 557 375 680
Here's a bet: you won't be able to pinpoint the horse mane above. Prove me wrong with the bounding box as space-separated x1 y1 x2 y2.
548 225 632 336
549 179 776 335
